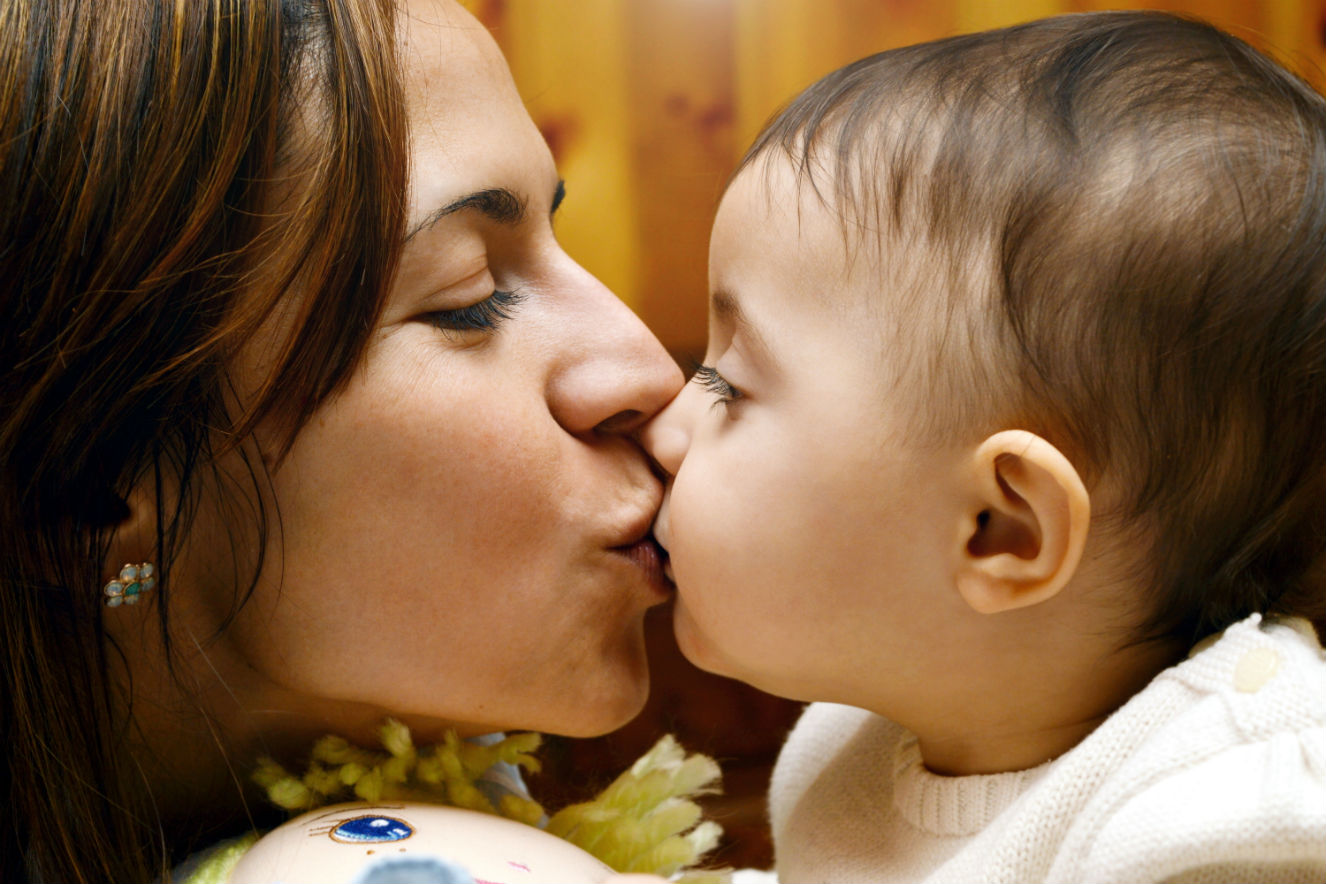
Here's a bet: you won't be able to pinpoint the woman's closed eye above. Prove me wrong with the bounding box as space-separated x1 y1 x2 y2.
425 288 526 338
692 363 743 408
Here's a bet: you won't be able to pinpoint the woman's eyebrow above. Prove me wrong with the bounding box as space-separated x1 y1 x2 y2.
405 187 527 241
405 179 566 242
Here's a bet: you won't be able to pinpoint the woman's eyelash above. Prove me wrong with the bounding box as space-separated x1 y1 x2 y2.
425 289 525 334
692 363 742 404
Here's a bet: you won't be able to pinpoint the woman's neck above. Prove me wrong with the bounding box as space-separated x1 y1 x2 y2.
107 600 478 852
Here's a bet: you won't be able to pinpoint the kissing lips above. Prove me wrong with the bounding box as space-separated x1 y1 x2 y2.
612 535 672 598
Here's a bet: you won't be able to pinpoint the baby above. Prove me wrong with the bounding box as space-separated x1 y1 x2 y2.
643 11 1326 883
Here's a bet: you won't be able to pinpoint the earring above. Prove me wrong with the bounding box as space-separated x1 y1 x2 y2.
103 562 156 607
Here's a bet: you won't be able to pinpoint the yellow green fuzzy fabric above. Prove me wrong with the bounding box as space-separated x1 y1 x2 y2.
184 721 727 883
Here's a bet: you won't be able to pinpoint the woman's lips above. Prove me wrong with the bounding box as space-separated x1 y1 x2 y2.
650 524 675 584
613 536 673 598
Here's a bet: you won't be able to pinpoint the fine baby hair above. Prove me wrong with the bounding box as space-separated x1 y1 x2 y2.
741 10 1325 647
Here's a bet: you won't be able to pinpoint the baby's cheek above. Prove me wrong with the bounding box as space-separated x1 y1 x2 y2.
668 493 731 598
668 499 759 668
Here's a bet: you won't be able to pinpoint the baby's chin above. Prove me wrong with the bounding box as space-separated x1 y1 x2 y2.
671 596 823 704
669 593 717 669
669 596 753 684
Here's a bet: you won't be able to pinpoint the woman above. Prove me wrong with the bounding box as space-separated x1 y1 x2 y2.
0 1 681 880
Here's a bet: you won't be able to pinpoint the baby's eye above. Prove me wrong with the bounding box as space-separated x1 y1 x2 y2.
692 364 743 409
424 288 525 338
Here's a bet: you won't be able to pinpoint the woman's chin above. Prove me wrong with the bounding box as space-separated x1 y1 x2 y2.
537 681 650 739
386 687 648 742
524 639 653 737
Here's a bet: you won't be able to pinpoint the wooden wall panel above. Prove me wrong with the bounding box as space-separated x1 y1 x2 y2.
621 0 737 354
734 0 961 148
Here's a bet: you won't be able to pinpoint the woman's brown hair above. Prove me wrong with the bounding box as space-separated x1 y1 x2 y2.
0 1 408 880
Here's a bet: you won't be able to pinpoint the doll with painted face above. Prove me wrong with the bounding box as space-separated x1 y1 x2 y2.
229 803 624 884
186 729 725 884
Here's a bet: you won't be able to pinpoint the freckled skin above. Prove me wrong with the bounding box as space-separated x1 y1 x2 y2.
172 0 682 743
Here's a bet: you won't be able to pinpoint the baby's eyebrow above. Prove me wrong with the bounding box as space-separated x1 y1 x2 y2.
711 288 774 363
711 289 741 323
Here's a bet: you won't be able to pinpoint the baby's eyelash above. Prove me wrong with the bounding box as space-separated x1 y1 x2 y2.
425 289 525 336
692 364 743 405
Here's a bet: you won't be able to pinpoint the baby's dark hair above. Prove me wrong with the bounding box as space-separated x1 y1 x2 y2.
743 11 1325 645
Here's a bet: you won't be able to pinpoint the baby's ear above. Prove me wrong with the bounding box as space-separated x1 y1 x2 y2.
955 430 1090 614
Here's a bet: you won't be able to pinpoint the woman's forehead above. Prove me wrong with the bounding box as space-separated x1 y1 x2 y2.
398 0 554 235
399 0 511 131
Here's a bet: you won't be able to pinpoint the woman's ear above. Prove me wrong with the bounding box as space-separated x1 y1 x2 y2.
103 480 160 577
955 430 1090 614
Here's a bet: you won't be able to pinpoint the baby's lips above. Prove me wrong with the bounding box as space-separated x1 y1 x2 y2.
650 491 673 554
647 490 680 585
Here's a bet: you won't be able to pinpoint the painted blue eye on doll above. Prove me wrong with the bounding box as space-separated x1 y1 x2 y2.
330 815 415 843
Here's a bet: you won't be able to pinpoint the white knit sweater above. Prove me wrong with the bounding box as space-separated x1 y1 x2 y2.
768 614 1326 883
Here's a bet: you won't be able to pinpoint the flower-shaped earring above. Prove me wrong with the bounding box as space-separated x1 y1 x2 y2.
103 562 156 607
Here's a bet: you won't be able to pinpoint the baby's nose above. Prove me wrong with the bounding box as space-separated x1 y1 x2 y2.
638 393 693 477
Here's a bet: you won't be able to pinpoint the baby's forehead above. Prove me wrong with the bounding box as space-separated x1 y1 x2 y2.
724 151 974 307
714 160 877 305
712 157 966 377
723 155 897 266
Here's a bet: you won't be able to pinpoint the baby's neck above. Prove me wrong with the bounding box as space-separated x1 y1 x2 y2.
915 706 1118 776
897 601 1184 776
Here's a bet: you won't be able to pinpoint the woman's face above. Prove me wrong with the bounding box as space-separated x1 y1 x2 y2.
197 0 681 739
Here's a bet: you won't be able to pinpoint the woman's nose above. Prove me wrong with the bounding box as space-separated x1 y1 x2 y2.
638 382 698 477
545 262 683 438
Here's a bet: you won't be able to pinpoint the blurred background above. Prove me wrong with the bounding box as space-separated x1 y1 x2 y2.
461 0 1326 870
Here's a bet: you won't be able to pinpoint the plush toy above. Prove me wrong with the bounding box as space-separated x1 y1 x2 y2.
184 723 727 884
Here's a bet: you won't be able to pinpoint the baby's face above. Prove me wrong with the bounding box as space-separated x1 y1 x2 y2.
643 159 965 706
